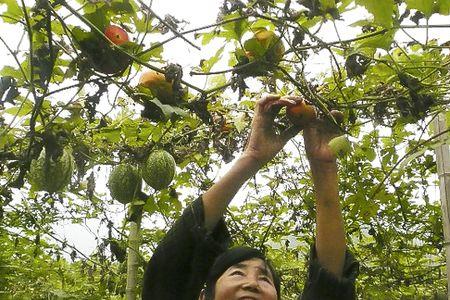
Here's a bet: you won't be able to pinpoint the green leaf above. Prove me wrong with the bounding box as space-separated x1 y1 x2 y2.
320 0 336 10
143 196 157 213
207 74 226 91
72 27 95 42
121 120 139 141
405 0 450 17
338 0 354 12
355 0 395 28
437 0 450 15
243 38 266 57
96 127 121 143
233 112 247 133
222 12 249 41
4 98 33 116
0 66 24 82
134 15 153 32
84 7 109 31
83 2 104 14
201 46 225 73
63 60 78 80
0 0 22 24
405 0 434 18
299 16 321 29
357 30 395 50
349 19 372 27
0 132 14 148
200 31 217 46
138 43 164 62
232 18 249 40
148 98 188 119
109 0 134 15
395 146 436 180
361 146 376 161
250 19 275 31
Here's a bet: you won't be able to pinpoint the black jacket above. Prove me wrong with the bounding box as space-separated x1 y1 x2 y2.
142 197 359 300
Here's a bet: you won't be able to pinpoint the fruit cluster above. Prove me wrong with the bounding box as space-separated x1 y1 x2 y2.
107 150 176 204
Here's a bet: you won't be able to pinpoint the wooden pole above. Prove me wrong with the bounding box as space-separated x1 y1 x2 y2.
434 113 450 299
126 206 143 300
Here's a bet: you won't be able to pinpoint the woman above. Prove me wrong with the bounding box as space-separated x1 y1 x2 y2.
142 95 359 300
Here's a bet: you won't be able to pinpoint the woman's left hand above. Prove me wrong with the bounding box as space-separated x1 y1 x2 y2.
243 94 303 165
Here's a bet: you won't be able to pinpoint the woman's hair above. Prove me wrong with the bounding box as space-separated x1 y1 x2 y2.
203 246 281 300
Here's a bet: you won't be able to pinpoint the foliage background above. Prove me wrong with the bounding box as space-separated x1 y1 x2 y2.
0 0 449 299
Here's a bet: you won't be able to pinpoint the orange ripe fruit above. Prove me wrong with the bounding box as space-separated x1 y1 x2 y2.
139 71 175 104
253 29 285 63
286 100 317 127
104 25 129 46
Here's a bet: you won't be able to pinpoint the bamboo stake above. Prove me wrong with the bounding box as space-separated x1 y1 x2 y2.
126 207 143 300
434 113 450 299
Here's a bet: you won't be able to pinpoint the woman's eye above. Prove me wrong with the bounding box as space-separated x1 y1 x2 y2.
259 276 272 283
231 270 245 276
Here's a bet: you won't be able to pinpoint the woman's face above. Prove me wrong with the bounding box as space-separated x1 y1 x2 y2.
213 258 278 300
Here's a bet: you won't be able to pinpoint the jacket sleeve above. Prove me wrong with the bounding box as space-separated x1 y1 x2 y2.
142 196 231 300
300 245 360 300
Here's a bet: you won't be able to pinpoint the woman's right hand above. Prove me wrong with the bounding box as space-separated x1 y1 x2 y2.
303 110 344 165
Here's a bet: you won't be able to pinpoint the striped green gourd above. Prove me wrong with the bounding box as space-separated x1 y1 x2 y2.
108 164 142 204
142 150 175 190
28 147 74 193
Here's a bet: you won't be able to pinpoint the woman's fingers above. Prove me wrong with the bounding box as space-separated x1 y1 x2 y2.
266 98 296 115
257 94 281 111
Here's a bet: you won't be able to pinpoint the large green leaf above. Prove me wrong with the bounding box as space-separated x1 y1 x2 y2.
355 0 395 28
405 0 449 17
437 0 450 15
356 29 395 50
222 12 249 41
405 0 434 17
0 0 22 24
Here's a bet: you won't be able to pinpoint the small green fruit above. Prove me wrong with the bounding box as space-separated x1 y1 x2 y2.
328 135 352 157
142 150 176 190
108 164 142 205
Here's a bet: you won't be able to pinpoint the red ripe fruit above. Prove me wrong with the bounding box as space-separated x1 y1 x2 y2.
104 25 129 46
